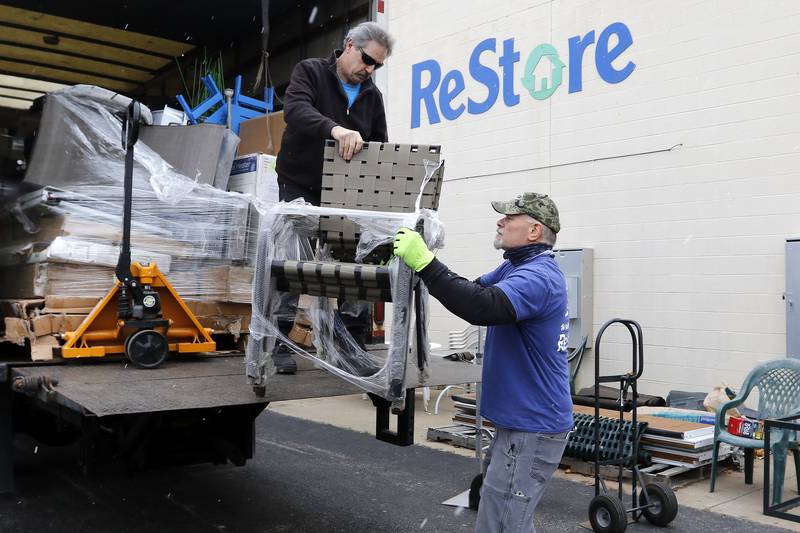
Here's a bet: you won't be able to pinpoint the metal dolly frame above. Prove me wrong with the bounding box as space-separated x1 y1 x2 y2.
587 319 678 533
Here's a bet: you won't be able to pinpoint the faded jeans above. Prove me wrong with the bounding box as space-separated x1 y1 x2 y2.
475 427 569 533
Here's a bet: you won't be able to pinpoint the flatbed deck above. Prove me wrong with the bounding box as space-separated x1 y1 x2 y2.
1 351 481 493
7 353 480 416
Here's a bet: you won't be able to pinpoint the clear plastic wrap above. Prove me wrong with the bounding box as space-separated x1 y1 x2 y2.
0 85 262 302
245 161 446 409
26 85 188 202
0 183 253 300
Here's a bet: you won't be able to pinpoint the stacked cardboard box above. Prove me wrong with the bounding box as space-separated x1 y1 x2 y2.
0 296 94 360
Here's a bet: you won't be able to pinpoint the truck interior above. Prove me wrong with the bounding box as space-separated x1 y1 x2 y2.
0 0 372 191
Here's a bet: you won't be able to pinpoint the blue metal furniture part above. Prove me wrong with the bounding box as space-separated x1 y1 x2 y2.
709 358 800 505
176 75 273 133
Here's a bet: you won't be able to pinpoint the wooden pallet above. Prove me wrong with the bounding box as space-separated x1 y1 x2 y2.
560 455 729 488
427 423 493 451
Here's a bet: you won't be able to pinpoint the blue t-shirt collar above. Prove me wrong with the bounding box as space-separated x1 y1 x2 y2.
503 242 553 265
340 79 361 108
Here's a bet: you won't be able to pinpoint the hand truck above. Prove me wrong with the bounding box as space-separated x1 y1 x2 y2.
588 319 678 532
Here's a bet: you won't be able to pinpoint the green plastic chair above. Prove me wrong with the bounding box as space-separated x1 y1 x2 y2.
709 358 800 505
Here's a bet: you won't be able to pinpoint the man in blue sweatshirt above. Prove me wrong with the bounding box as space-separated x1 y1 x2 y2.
394 193 573 533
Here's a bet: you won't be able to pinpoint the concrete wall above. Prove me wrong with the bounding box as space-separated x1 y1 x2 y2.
385 0 800 396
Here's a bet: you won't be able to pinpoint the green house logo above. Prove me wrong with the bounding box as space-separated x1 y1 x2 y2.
521 44 565 101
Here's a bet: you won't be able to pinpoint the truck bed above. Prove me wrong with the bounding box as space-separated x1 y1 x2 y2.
1 351 481 492
7 352 481 417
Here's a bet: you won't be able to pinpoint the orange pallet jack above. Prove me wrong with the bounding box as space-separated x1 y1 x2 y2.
59 101 215 368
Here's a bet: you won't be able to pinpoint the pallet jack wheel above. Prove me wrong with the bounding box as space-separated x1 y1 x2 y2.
125 329 168 369
468 473 483 510
638 482 678 526
588 494 627 533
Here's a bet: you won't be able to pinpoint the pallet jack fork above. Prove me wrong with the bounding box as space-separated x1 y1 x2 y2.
59 100 214 368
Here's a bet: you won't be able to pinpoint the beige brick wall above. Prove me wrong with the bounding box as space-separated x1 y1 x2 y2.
386 0 800 396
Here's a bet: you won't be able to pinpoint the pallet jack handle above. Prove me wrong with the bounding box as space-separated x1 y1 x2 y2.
115 100 140 287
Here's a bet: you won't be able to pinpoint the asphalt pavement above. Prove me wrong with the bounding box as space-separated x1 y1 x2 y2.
0 411 791 532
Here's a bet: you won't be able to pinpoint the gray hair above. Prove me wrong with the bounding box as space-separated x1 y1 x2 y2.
529 216 557 246
344 22 395 56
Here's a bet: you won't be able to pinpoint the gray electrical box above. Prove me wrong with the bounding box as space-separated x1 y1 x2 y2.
787 239 800 358
554 248 594 349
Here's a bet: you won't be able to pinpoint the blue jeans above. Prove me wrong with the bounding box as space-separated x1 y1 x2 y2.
475 427 569 533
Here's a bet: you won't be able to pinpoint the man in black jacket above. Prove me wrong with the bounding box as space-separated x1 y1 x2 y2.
276 21 393 205
272 22 394 373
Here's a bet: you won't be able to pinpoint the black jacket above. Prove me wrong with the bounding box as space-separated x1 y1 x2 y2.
418 258 517 326
276 50 388 197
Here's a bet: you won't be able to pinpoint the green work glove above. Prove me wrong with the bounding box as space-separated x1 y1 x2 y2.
393 228 434 272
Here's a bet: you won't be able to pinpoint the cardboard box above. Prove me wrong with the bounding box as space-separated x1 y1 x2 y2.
288 323 314 348
30 335 59 361
228 154 279 265
30 315 53 337
0 263 115 299
227 265 254 303
228 154 279 202
184 300 252 337
2 313 87 341
728 416 763 439
43 295 101 313
32 236 172 273
3 317 31 345
236 111 285 156
151 106 188 126
139 123 240 189
0 299 44 319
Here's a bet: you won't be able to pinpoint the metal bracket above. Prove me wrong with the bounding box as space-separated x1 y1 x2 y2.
369 389 415 446
12 375 59 402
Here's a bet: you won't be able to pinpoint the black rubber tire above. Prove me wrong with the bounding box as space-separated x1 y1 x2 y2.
125 329 168 369
588 494 628 533
123 330 136 357
639 482 678 526
468 473 483 510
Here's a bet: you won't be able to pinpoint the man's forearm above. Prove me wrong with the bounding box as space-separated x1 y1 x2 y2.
417 258 516 326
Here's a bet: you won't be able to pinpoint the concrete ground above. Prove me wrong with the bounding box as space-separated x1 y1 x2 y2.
270 389 800 531
2 388 799 532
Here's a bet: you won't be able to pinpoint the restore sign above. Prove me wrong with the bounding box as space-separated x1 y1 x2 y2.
410 21 635 128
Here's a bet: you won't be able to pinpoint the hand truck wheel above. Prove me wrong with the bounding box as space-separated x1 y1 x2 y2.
589 494 627 533
125 329 168 369
468 473 483 510
638 482 678 526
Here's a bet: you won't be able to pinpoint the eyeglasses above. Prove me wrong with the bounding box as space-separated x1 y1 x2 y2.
358 47 384 69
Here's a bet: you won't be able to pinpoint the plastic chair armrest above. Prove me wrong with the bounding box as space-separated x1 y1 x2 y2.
715 396 748 434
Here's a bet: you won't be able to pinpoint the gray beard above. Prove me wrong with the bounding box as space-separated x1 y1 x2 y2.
493 235 503 250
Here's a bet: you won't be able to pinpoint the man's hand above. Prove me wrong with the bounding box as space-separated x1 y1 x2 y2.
331 126 364 161
393 228 434 272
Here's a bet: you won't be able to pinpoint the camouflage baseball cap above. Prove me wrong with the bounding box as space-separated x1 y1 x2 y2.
491 192 561 233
